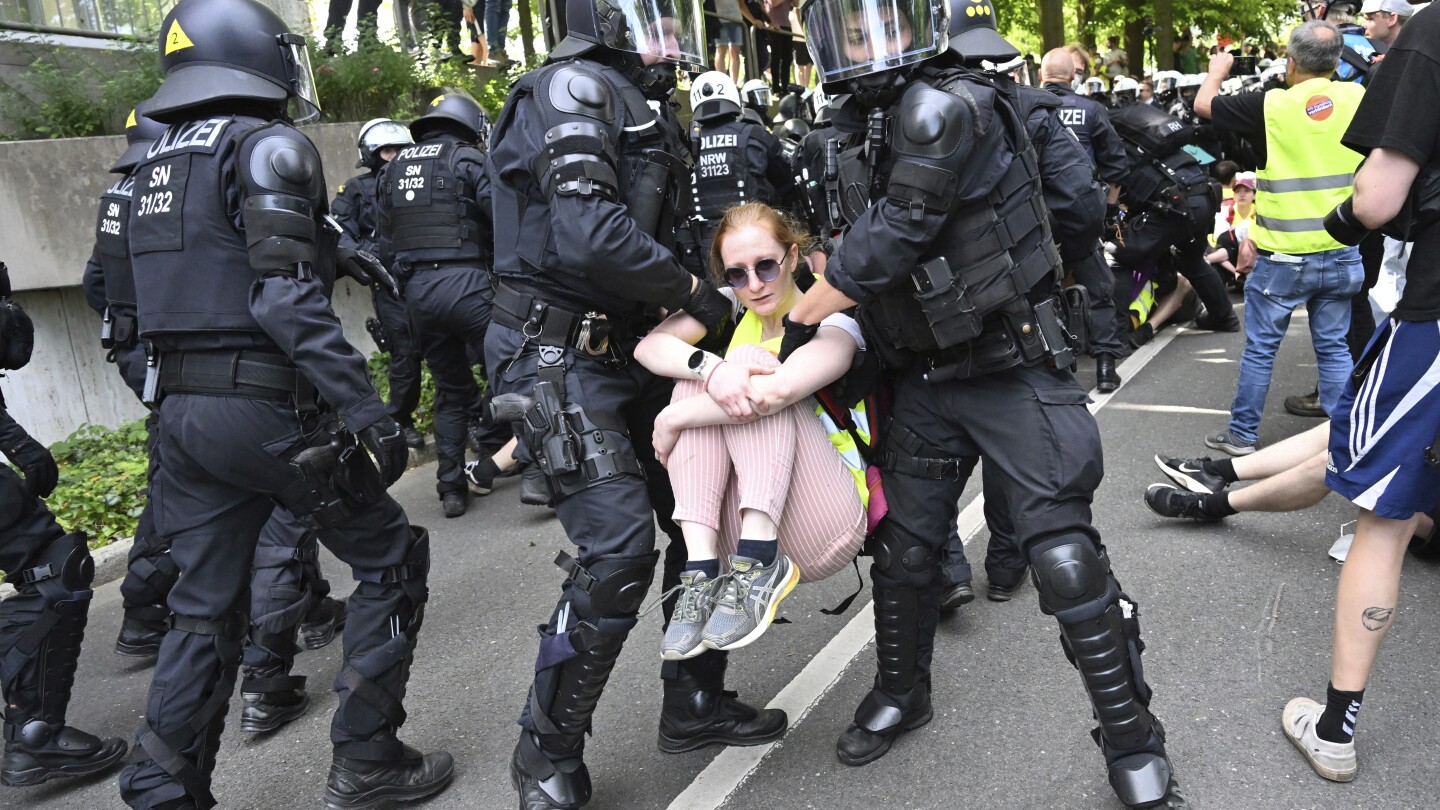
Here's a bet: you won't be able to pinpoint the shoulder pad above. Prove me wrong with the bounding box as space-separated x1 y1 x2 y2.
1018 87 1061 110
543 64 616 123
893 82 975 163
237 123 325 202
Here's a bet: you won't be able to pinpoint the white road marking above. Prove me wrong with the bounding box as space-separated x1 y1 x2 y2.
1107 403 1231 416
665 325 1188 810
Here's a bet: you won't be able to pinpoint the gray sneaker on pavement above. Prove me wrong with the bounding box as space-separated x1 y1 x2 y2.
1204 429 1256 456
661 571 719 661
1282 697 1357 782
701 554 800 651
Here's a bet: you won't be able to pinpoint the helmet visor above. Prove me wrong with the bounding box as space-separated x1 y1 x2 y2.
604 0 707 73
803 0 945 85
282 36 322 124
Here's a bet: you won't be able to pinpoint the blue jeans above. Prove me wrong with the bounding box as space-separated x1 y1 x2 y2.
484 0 510 54
1228 246 1363 443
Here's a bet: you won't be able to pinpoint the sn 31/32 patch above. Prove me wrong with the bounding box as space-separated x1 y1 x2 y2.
129 154 191 254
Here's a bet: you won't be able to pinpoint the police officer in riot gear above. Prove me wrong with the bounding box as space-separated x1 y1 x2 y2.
84 106 349 738
338 118 425 450
117 2 451 807
683 70 794 276
740 78 773 126
487 0 786 804
932 4 1115 608
0 265 129 788
80 103 180 659
785 0 1185 805
376 91 504 519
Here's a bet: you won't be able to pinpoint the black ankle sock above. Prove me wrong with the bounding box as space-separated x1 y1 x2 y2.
1204 457 1239 484
687 558 721 580
1198 492 1237 520
1317 682 1364 744
473 458 500 479
735 538 777 566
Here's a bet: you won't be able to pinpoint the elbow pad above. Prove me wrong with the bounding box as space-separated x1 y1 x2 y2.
1323 196 1369 247
238 124 325 272
538 122 619 202
885 84 972 222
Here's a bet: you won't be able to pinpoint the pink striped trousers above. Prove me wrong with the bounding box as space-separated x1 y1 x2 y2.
668 345 866 582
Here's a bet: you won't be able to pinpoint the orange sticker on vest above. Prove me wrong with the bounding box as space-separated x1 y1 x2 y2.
1306 95 1335 121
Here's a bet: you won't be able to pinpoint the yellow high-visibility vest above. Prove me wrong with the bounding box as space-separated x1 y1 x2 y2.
1252 77 1365 255
727 311 870 507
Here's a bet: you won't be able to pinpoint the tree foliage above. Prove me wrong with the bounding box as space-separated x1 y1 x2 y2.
999 0 1301 58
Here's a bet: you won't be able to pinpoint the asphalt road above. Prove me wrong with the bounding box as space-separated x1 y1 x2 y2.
15 303 1440 810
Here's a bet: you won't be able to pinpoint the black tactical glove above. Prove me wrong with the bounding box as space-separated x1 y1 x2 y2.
778 314 820 363
7 434 58 499
1324 196 1370 247
359 417 409 487
681 277 733 336
337 248 402 299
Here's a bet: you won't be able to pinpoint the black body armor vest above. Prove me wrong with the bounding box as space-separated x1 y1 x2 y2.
95 174 137 309
383 139 489 264
690 118 767 221
130 116 279 351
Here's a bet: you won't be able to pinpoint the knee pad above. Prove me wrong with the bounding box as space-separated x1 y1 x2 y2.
557 550 658 621
871 522 937 588
1029 534 1117 622
8 532 94 604
121 532 178 607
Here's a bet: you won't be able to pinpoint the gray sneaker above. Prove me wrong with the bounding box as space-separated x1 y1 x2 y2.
1282 697 1357 782
701 554 800 651
661 571 718 661
1204 429 1256 456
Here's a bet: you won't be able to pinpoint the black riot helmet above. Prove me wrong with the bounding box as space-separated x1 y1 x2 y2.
802 0 950 101
410 91 490 144
112 99 166 174
946 0 1018 62
547 0 708 74
146 0 321 125
777 117 811 142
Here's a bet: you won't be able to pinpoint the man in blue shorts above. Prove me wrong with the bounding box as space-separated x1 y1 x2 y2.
1281 4 1440 785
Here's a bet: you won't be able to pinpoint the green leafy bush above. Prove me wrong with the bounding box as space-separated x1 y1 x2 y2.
0 35 162 140
45 420 150 549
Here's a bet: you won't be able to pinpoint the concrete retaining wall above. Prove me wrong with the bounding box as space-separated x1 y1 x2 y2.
1 121 385 445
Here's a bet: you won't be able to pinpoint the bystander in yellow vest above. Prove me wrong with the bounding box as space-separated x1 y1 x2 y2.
1252 77 1365 255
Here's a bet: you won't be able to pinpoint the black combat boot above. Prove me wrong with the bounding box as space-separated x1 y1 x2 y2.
239 672 310 734
658 660 787 753
836 575 933 766
114 604 168 658
510 732 590 810
520 464 553 507
835 678 933 766
324 744 454 810
1096 356 1122 393
1 719 127 787
441 490 468 518
298 595 347 651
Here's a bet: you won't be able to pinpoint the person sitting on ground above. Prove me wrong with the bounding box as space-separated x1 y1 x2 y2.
1207 173 1257 281
1145 421 1332 521
633 202 869 660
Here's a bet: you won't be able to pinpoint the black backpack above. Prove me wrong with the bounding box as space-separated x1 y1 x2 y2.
1112 106 1221 241
0 263 34 371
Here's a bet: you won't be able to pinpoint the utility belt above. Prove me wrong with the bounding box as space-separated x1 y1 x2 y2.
148 349 318 410
100 305 139 352
492 280 632 360
403 258 483 273
912 288 1091 384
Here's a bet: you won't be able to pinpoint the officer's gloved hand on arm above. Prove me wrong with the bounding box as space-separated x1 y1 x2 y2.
359 416 409 487
682 277 733 336
778 314 819 363
337 247 402 299
1324 197 1370 247
7 434 58 499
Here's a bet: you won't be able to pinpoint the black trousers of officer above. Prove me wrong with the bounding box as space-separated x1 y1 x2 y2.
1161 221 1235 327
1068 246 1126 359
485 324 726 755
0 468 93 735
405 264 507 497
373 288 424 429
241 508 334 689
938 461 1028 591
119 395 429 810
875 360 1160 759
324 0 381 41
113 342 181 626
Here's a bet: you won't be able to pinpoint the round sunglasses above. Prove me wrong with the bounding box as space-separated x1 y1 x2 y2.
722 256 787 289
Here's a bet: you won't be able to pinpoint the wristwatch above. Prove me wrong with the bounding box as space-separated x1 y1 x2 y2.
687 349 721 381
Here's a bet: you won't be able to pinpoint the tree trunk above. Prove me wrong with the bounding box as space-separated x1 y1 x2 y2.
1123 0 1144 77
519 0 537 61
1038 0 1065 50
1155 0 1175 73
1077 0 1095 51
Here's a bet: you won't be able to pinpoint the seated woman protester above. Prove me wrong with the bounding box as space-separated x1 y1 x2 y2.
634 202 868 660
